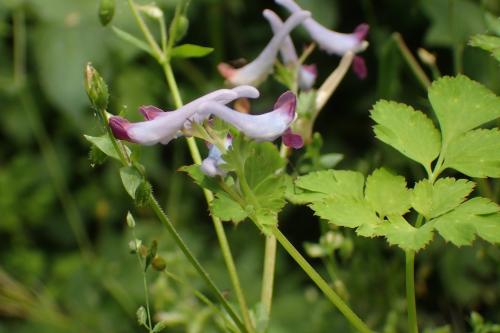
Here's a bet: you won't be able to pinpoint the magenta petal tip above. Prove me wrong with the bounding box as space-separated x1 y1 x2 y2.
139 105 164 120
282 129 304 149
109 116 133 141
354 23 369 41
352 55 367 79
274 91 297 118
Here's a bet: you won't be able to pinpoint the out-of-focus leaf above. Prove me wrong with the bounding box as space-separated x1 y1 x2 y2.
170 44 213 58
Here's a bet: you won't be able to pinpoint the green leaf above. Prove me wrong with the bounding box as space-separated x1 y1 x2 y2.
428 75 500 144
170 44 213 58
84 134 120 160
365 168 411 217
296 90 317 117
432 197 500 246
120 166 142 199
377 216 435 251
295 170 365 201
412 178 475 219
244 142 285 189
443 128 500 178
469 34 500 62
310 198 381 233
371 100 441 168
211 193 247 223
179 164 222 193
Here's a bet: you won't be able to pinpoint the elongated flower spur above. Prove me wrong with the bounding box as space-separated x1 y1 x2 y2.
275 0 369 78
262 9 317 90
109 86 259 145
217 10 311 86
198 91 303 148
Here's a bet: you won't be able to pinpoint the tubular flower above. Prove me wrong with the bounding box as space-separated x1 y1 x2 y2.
262 9 317 90
109 86 259 145
275 0 369 55
200 135 233 177
217 10 311 86
198 91 303 148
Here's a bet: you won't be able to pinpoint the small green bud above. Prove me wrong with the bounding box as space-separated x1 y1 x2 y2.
89 144 107 166
128 239 141 253
136 306 147 327
138 244 148 258
175 16 189 42
84 63 109 110
134 181 152 207
152 256 167 271
126 211 136 228
137 4 163 19
98 0 115 26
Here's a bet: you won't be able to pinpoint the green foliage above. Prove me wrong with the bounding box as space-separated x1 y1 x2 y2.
371 100 441 169
84 134 123 161
442 128 500 178
469 34 500 62
429 75 500 144
170 44 214 58
365 168 411 217
119 166 142 199
411 178 475 220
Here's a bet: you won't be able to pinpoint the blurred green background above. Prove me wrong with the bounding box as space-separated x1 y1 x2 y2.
1 0 499 332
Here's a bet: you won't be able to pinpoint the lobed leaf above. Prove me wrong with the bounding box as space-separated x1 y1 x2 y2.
294 170 365 201
365 168 411 217
428 75 500 144
371 100 441 168
431 197 500 246
443 128 500 178
310 198 381 233
411 178 475 219
377 216 435 252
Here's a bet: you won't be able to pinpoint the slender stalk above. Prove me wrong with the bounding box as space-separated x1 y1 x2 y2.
162 62 255 333
405 250 418 333
392 33 431 90
271 226 372 333
149 197 246 332
260 235 277 317
125 3 254 331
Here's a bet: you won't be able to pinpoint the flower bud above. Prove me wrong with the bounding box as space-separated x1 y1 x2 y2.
84 63 109 110
98 0 115 26
152 256 167 271
175 15 189 42
126 211 136 228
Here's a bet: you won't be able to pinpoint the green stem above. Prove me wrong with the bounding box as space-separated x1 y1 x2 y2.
148 197 246 332
272 227 372 333
127 6 253 330
392 33 431 90
127 0 163 60
161 62 255 333
260 235 277 317
405 250 418 333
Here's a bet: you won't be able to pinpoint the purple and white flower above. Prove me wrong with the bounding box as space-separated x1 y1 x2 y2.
275 0 369 56
197 91 303 148
109 86 259 145
218 10 311 86
262 9 317 90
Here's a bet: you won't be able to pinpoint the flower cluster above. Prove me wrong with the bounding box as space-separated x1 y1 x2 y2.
218 0 369 86
109 87 303 175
